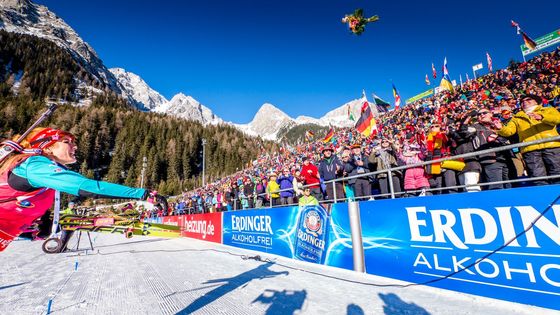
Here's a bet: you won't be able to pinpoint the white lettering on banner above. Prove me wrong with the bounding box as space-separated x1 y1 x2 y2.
231 215 273 234
413 253 431 269
406 205 560 249
495 207 521 247
453 256 475 275
475 258 500 278
183 218 215 239
297 230 326 249
516 206 560 248
413 252 559 286
430 210 467 249
503 261 536 283
541 264 560 287
460 208 497 245
231 234 272 247
406 207 433 242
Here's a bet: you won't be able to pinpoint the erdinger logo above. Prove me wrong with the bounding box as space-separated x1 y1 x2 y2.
295 205 329 264
406 205 560 290
304 210 322 236
16 200 34 208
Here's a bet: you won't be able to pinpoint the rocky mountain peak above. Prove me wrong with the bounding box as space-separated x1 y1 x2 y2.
252 103 291 123
109 68 167 111
0 0 121 93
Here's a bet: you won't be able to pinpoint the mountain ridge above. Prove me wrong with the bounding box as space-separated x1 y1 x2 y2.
0 0 383 141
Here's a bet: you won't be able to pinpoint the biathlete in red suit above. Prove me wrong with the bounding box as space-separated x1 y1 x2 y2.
0 127 151 252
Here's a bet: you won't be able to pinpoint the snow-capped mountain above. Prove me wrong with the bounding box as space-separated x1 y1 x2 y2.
109 68 167 111
0 0 381 139
0 0 121 93
109 67 222 124
294 115 323 126
154 93 223 125
234 103 296 141
233 97 378 141
320 96 379 128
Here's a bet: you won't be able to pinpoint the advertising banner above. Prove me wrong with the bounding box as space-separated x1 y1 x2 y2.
162 213 222 243
144 217 162 224
405 89 433 104
222 204 353 270
521 29 560 56
358 185 560 310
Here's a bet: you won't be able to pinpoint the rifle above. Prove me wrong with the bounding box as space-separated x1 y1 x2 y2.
0 100 59 163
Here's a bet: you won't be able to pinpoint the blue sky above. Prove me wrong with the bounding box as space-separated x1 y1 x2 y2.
37 0 560 123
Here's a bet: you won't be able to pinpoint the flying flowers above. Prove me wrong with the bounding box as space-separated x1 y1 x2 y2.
342 9 379 35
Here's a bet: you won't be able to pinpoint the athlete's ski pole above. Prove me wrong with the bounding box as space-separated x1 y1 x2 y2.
0 100 58 163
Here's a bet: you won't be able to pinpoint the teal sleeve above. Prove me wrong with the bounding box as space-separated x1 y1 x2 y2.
13 156 146 199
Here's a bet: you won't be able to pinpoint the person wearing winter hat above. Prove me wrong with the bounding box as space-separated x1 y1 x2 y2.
344 143 371 200
318 146 344 202
494 94 560 185
301 156 322 201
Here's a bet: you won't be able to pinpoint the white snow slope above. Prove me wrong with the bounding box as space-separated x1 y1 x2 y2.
0 234 553 315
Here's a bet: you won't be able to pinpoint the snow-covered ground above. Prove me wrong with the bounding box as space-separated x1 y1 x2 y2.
0 234 555 315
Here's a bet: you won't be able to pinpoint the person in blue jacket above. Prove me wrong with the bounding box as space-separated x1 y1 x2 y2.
0 127 157 252
276 168 295 205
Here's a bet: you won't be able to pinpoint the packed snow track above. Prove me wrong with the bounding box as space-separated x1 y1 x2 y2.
0 234 554 315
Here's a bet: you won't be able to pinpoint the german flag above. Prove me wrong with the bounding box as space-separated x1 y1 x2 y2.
511 20 537 50
322 128 334 143
521 31 537 50
305 130 315 141
354 101 377 137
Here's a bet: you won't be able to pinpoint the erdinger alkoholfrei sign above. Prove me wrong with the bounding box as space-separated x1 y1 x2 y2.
221 205 349 268
185 185 560 310
294 205 329 264
358 184 560 311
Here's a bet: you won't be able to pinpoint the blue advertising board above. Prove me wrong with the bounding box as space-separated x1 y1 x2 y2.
358 184 560 310
222 204 354 270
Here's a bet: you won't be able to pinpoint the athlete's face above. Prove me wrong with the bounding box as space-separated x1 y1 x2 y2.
46 136 77 165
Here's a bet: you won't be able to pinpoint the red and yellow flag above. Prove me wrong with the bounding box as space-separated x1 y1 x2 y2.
354 101 377 137
322 128 334 143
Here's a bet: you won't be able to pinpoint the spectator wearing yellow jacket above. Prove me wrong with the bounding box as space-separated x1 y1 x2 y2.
495 94 560 185
61 201 76 215
298 187 319 206
266 173 281 206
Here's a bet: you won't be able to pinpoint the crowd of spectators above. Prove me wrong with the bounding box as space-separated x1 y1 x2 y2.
163 48 560 216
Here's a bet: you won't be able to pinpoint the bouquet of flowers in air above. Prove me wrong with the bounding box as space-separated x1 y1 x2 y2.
342 8 379 35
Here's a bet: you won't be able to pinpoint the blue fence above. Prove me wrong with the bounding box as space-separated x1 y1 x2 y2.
222 204 354 270
220 185 560 310
358 184 560 310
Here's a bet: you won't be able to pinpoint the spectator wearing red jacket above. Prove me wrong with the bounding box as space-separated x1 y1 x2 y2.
301 157 322 200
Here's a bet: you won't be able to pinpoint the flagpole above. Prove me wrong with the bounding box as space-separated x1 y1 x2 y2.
473 69 477 80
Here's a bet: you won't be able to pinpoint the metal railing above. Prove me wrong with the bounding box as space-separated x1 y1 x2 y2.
174 135 560 213
233 135 560 209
